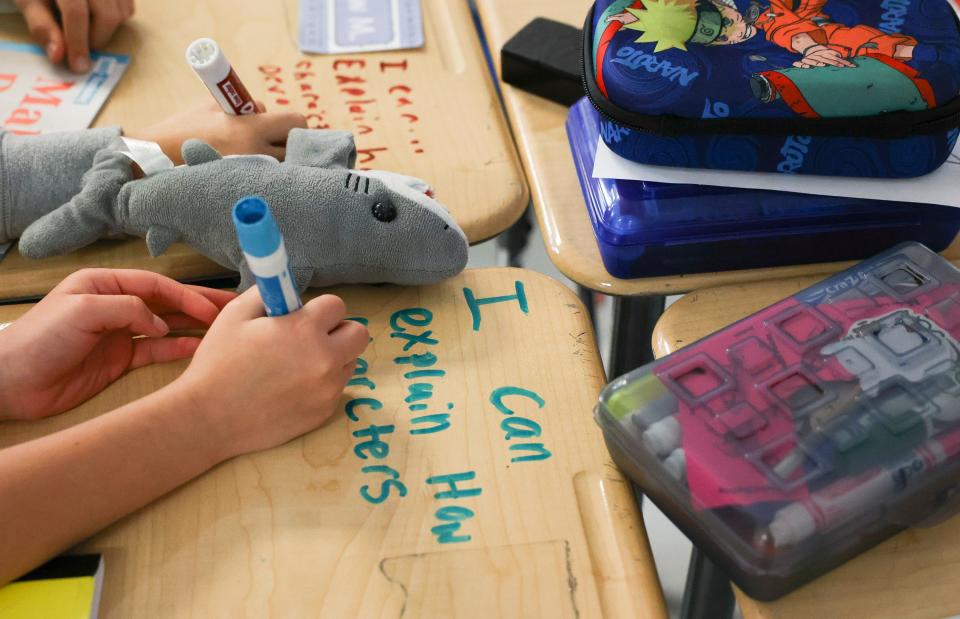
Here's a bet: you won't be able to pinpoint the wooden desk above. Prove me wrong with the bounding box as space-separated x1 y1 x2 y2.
0 0 528 299
653 277 960 619
0 268 667 618
472 0 960 296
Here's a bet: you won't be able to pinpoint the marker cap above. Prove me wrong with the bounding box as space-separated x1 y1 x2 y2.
186 37 231 83
233 196 281 258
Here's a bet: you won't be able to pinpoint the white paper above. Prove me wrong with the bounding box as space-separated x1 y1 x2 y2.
120 137 174 176
593 136 960 208
0 41 128 134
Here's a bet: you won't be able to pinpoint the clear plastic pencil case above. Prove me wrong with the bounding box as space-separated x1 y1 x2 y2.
597 242 960 600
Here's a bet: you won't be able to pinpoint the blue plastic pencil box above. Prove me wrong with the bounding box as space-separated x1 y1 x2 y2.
567 97 960 279
597 242 960 599
583 0 960 177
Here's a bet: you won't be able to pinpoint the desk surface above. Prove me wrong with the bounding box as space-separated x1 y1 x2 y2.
0 0 527 300
653 276 960 619
472 0 960 296
0 268 667 618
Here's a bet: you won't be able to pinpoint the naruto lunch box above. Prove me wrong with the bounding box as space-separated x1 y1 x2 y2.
583 0 960 177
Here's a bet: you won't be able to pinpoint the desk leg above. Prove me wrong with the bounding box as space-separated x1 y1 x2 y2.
680 547 735 619
497 206 532 268
609 296 735 619
609 295 666 378
577 285 596 329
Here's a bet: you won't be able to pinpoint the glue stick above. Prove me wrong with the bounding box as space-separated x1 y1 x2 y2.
232 196 302 317
186 38 258 115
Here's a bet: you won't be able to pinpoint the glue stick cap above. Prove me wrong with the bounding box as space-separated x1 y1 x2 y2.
642 416 681 458
233 196 281 258
186 37 230 82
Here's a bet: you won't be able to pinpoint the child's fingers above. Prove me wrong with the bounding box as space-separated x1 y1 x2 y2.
328 320 370 361
73 294 169 338
158 313 211 331
56 0 91 72
89 0 126 48
129 337 202 370
256 111 309 143
183 284 238 310
16 0 64 62
218 287 268 322
304 294 347 332
87 269 223 326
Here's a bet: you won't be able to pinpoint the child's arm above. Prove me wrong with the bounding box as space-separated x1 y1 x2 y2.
0 282 369 584
129 102 309 165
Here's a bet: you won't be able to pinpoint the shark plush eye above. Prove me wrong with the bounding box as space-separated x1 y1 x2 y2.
372 202 397 222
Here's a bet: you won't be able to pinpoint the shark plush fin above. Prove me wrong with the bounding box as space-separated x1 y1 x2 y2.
291 267 314 293
182 140 223 166
19 147 132 259
284 129 356 169
359 170 433 195
145 226 180 257
237 262 256 292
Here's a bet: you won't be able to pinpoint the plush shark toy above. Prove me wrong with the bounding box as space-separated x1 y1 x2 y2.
18 129 469 291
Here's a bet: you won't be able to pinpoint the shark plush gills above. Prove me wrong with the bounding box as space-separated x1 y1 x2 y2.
18 129 469 291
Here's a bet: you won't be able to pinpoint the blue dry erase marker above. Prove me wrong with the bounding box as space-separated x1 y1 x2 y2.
232 196 302 316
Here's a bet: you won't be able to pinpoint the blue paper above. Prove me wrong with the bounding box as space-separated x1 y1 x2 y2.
299 0 424 54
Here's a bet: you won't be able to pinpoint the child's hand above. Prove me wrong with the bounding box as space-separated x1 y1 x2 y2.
15 0 135 73
131 102 308 164
176 288 369 460
0 269 235 421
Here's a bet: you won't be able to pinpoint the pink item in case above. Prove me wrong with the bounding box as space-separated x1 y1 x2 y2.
597 242 960 599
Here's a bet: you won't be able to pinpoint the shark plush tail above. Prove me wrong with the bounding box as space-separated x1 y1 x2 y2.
18 147 132 259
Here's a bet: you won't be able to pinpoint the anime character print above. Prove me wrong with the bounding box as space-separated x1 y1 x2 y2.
594 0 960 118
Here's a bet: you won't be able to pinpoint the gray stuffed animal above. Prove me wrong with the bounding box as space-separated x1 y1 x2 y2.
19 129 469 291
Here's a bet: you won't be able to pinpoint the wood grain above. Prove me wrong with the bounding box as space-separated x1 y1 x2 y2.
0 0 528 299
0 268 667 618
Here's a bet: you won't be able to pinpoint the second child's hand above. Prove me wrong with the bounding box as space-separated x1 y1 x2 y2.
14 0 135 73
0 269 236 422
